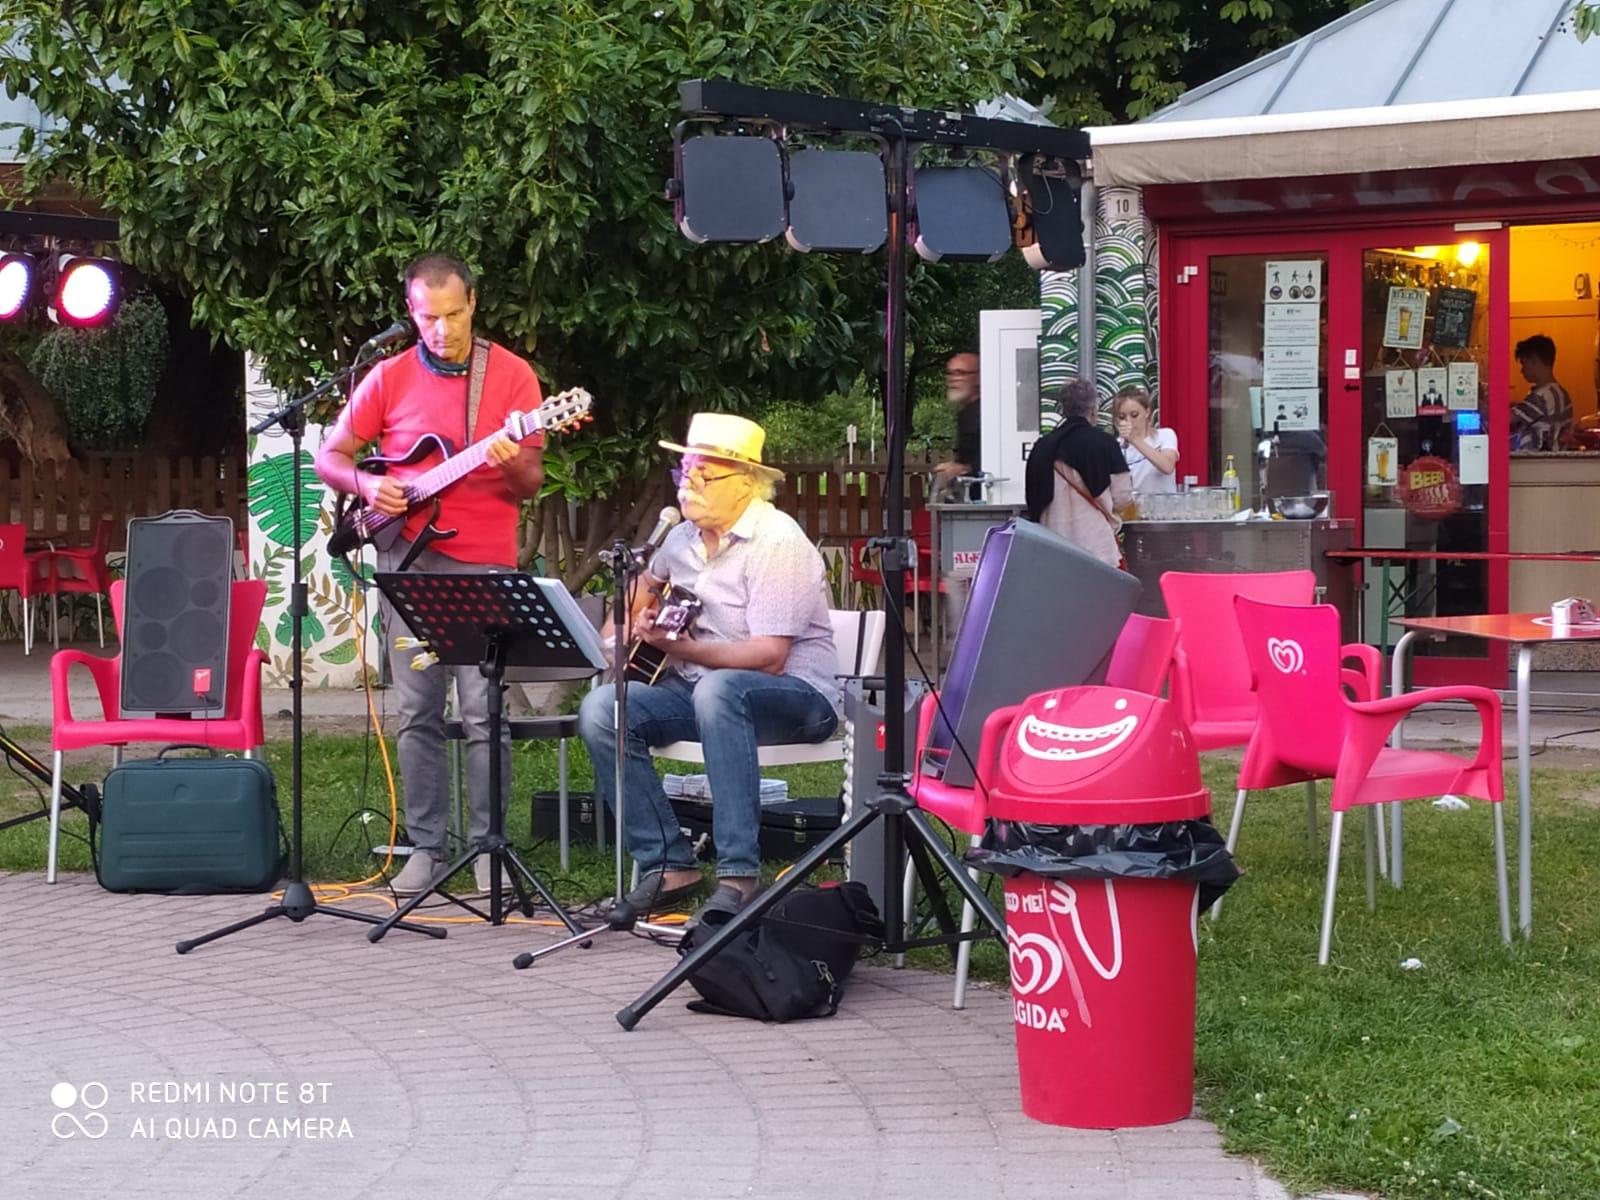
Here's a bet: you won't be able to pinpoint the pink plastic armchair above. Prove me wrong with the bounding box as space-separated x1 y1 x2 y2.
40 516 115 649
905 612 1180 1007
0 521 54 655
47 578 269 882
1161 569 1382 868
1234 595 1510 964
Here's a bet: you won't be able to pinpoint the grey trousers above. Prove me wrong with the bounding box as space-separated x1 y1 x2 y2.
377 540 512 858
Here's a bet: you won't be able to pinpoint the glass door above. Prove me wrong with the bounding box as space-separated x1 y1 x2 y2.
1166 226 1509 684
1351 237 1506 679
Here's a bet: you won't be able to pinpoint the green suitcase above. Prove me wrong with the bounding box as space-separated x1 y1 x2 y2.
96 747 283 893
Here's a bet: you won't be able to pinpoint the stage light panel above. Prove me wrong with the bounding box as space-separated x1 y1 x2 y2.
910 164 1012 264
0 253 35 321
54 257 119 327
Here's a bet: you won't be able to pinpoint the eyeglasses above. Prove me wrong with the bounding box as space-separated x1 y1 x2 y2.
672 465 742 488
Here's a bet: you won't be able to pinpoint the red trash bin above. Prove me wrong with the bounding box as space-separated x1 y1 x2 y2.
984 685 1212 1129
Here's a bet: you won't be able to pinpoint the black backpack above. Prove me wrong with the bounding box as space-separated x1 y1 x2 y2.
679 882 884 1022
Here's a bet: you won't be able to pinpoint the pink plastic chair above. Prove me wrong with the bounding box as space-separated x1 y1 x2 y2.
47 578 269 882
0 522 55 655
906 612 1180 1006
37 516 115 649
1161 569 1381 868
1234 595 1510 963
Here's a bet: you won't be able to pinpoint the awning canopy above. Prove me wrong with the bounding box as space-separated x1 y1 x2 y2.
1090 90 1600 188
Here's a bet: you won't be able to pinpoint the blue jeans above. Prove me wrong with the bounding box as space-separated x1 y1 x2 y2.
578 671 838 879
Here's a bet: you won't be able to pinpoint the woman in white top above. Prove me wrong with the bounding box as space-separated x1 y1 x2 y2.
1113 387 1179 495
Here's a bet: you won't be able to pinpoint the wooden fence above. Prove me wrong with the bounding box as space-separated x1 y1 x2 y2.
0 448 935 550
0 454 249 547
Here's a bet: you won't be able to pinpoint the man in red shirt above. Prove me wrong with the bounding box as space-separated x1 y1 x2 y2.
315 254 544 895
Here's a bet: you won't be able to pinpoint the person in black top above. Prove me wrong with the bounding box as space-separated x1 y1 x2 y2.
1024 377 1131 569
933 353 981 500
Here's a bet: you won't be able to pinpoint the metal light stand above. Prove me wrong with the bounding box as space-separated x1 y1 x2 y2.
617 85 1084 1028
177 349 442 953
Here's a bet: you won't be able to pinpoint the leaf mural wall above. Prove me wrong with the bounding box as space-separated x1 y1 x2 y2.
244 355 381 688
1037 186 1158 429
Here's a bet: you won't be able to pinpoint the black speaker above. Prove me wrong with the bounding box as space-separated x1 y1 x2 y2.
923 519 1140 788
120 511 234 717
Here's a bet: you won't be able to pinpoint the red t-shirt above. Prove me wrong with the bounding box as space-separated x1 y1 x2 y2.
344 343 543 566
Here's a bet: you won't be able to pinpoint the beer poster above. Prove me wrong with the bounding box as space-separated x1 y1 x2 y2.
1382 286 1427 350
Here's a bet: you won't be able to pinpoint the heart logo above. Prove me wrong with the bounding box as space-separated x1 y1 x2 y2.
1267 637 1304 674
1007 930 1065 997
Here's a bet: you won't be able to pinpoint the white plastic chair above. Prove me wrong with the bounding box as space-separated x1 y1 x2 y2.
649 609 887 768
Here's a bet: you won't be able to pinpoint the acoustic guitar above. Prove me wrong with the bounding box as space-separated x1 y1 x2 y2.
623 583 702 685
327 387 593 556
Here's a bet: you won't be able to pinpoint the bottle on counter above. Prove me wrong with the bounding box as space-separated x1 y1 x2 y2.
1222 455 1240 511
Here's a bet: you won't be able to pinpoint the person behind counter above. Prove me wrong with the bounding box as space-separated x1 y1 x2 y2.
1510 334 1573 451
1112 386 1178 494
932 352 981 500
1024 377 1132 569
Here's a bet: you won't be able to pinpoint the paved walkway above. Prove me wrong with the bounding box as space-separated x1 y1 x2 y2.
7 637 1600 1199
1 872 1292 1200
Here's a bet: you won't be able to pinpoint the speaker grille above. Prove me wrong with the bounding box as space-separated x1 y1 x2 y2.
120 513 234 717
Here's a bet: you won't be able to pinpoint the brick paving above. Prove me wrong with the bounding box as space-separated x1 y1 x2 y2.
0 871 1294 1200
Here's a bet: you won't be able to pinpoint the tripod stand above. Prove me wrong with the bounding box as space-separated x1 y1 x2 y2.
0 731 87 834
513 533 671 969
615 87 1045 1028
366 571 605 943
177 354 441 953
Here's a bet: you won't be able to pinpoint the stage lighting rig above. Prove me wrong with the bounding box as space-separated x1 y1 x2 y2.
0 252 37 321
52 255 120 327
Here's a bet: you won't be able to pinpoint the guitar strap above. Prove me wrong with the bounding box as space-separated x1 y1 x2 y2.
465 336 492 446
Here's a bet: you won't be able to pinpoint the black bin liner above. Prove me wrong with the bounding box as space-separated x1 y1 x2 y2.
968 819 1241 914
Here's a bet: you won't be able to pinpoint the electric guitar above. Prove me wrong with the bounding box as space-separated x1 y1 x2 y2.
327 387 593 556
624 583 703 685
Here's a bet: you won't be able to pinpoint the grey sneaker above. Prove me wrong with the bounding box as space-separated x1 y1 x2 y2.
390 852 447 896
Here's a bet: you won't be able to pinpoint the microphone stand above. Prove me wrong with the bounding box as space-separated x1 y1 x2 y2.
178 339 443 951
514 532 666 967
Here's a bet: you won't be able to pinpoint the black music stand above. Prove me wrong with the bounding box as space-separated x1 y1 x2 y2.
365 571 606 943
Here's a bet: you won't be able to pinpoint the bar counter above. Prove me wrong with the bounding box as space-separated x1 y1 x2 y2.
1121 517 1356 625
1508 451 1600 611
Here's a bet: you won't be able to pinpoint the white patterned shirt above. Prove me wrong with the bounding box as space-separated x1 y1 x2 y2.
649 499 838 701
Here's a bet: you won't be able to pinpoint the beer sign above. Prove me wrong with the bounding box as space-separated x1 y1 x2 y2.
1396 454 1462 518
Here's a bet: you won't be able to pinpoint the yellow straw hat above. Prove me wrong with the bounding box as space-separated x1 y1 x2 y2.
659 412 784 482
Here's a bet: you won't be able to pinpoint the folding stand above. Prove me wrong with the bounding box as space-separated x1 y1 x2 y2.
0 731 86 833
366 571 606 943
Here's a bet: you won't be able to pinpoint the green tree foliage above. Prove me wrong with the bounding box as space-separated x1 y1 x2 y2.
28 293 169 449
0 0 1027 577
1025 0 1374 124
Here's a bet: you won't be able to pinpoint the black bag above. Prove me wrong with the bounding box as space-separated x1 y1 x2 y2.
678 882 884 1022
94 745 285 894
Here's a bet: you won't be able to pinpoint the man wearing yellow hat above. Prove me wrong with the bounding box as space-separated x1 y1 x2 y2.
578 413 838 925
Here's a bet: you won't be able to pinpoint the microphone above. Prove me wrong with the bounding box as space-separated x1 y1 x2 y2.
642 506 683 555
597 507 683 569
361 319 412 351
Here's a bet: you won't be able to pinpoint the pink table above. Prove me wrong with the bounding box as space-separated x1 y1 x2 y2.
1392 613 1600 936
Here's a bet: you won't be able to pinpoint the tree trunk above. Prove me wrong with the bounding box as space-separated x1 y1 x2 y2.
0 346 72 463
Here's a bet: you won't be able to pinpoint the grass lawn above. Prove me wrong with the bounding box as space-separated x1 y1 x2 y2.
3 722 1597 1198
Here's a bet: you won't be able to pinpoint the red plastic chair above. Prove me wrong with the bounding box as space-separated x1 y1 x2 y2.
47 578 269 882
1234 594 1510 963
905 611 1180 1007
0 521 54 655
38 516 115 649
1161 569 1381 869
